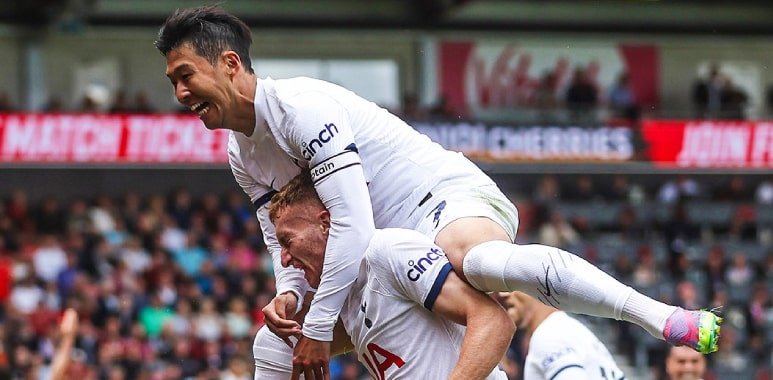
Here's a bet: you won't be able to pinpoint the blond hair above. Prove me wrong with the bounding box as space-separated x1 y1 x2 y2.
268 170 323 223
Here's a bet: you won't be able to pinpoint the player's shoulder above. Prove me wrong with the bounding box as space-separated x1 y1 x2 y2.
271 77 340 103
365 229 442 270
530 313 584 349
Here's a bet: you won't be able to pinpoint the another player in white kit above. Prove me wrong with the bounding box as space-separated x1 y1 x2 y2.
502 292 625 380
257 172 512 379
156 6 721 378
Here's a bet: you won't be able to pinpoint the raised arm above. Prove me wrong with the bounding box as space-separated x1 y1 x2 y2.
229 140 307 343
281 93 375 343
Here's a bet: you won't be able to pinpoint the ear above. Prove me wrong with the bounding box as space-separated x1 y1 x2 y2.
222 51 242 76
318 210 331 234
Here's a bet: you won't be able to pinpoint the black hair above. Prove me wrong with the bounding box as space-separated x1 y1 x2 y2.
155 5 254 74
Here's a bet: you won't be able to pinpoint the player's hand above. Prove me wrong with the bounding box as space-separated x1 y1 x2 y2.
291 336 330 380
59 308 79 338
263 292 302 347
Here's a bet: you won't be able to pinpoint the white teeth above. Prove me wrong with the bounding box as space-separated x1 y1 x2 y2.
190 102 202 111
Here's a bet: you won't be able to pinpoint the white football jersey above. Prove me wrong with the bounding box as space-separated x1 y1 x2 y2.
229 76 485 227
524 312 624 380
338 228 507 380
229 76 492 339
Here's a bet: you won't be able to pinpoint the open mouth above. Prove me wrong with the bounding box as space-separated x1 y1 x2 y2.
190 102 210 116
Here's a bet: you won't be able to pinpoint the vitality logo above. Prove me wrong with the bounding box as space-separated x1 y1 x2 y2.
406 247 445 281
302 123 339 160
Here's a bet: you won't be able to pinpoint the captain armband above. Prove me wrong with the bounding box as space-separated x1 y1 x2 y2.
310 149 362 184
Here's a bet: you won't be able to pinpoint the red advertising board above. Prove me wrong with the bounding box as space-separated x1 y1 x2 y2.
641 120 773 168
0 114 229 164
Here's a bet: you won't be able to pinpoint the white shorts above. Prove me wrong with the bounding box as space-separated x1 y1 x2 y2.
404 180 519 243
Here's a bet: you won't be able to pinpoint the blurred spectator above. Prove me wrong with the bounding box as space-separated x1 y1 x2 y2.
727 205 756 241
138 293 173 338
43 95 64 113
664 345 706 380
658 175 702 203
10 275 43 314
616 205 647 240
565 66 598 124
108 90 131 114
601 174 633 202
662 203 699 272
563 175 600 202
193 297 224 342
608 71 638 120
172 232 208 276
428 95 453 120
725 252 755 289
692 63 724 118
702 245 727 302
221 356 251 380
674 280 701 310
32 235 67 283
132 91 156 114
33 197 66 234
79 95 100 113
0 92 15 112
533 175 561 205
225 297 252 339
532 71 560 123
537 210 579 248
632 246 660 291
712 175 754 201
720 78 748 120
756 180 773 204
399 92 428 121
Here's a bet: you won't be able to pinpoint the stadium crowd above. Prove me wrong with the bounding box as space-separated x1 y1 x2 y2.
0 174 770 379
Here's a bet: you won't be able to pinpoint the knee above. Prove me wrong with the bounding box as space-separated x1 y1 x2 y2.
435 217 511 269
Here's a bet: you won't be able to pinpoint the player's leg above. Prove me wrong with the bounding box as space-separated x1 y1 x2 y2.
253 325 295 380
421 184 720 354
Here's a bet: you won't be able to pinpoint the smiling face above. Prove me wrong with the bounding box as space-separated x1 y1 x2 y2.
273 201 330 288
165 44 237 130
665 346 706 380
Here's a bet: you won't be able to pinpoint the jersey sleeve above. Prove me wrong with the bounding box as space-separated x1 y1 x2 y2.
366 229 453 311
279 92 376 341
229 140 308 302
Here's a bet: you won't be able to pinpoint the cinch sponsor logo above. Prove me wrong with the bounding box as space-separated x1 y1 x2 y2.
541 347 576 367
406 247 444 281
302 123 339 160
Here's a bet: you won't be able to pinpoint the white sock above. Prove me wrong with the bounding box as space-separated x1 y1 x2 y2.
463 241 675 338
621 291 677 339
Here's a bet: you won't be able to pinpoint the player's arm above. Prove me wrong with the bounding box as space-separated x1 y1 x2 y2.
282 93 375 342
229 141 307 340
431 267 516 380
377 229 514 380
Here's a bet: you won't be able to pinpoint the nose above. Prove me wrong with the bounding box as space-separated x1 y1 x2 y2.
175 82 190 104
